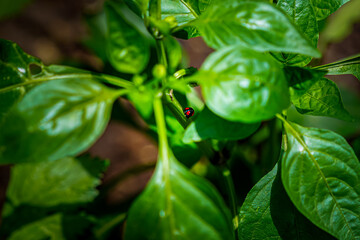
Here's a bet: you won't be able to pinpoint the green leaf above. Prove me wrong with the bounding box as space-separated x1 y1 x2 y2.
0 39 43 122
164 102 202 168
124 151 233 239
161 0 212 39
183 107 260 143
0 78 119 164
161 0 198 25
312 0 350 21
195 46 290 123
239 164 335 240
129 0 149 14
8 214 91 240
274 0 318 66
194 1 320 57
169 130 202 168
286 66 354 121
315 54 360 81
105 0 151 74
0 0 32 20
164 36 182 73
5 156 107 207
320 0 360 45
83 12 108 61
281 120 360 239
128 84 155 119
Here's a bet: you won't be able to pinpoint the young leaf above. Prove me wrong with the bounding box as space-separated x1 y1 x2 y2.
195 46 290 123
281 120 360 239
105 0 151 74
274 0 319 66
163 36 182 73
183 107 260 143
312 0 350 21
161 0 211 39
128 84 155 119
124 96 233 239
5 156 107 207
239 164 335 240
165 107 202 168
0 39 43 121
124 151 233 239
8 214 91 240
286 67 354 121
315 54 360 81
194 1 320 58
0 78 120 164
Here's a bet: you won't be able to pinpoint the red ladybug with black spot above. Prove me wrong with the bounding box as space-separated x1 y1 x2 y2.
183 107 194 118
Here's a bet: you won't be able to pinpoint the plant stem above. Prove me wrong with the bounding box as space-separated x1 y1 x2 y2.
94 73 134 88
154 93 169 160
0 73 133 94
163 91 190 128
218 165 239 240
162 91 214 158
159 40 168 70
94 213 127 239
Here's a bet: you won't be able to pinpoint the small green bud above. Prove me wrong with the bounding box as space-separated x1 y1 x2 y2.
153 64 167 79
132 75 144 86
164 16 178 29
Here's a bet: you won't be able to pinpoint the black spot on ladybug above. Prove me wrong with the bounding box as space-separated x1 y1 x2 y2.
183 107 194 118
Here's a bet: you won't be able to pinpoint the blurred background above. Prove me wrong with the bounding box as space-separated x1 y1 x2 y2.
0 0 360 238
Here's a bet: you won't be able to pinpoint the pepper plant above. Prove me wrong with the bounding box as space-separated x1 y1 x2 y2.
0 0 360 239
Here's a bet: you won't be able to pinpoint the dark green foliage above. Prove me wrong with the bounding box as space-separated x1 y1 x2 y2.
239 164 335 240
0 0 359 239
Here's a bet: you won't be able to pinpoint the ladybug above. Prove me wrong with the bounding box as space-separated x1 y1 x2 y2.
183 107 194 118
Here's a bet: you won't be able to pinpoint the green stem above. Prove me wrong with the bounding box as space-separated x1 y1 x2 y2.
163 91 189 128
180 0 199 18
94 213 127 239
154 93 169 160
114 88 130 98
0 73 133 94
218 165 239 240
159 40 168 70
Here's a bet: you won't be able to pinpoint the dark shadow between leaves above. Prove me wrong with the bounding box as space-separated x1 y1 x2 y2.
270 164 335 240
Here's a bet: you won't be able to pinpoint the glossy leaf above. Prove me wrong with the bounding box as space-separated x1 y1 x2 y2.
8 214 91 240
239 164 335 240
124 148 233 239
194 1 320 58
161 0 197 26
161 0 211 39
0 78 119 164
164 36 182 73
105 0 150 74
183 107 260 143
128 84 155 119
164 96 202 167
315 54 360 81
281 120 360 239
0 39 43 122
195 46 290 123
275 0 318 66
5 156 107 207
286 67 354 121
312 0 350 21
